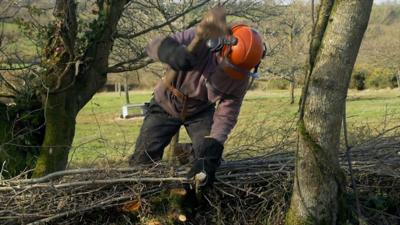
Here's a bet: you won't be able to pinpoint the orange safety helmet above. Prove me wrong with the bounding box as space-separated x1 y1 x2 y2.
220 24 265 80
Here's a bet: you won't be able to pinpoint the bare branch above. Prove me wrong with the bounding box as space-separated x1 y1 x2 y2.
116 0 210 39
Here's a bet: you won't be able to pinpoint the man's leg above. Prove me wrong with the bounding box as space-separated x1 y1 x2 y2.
129 99 182 165
184 106 215 159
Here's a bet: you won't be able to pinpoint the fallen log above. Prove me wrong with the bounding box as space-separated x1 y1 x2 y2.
0 137 399 225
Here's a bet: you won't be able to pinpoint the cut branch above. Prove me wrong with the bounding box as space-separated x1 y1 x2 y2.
1 137 399 224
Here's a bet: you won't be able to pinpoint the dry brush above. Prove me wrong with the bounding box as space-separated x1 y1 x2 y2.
0 136 399 225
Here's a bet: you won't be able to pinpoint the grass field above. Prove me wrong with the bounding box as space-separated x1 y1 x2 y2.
1 22 38 58
69 88 400 168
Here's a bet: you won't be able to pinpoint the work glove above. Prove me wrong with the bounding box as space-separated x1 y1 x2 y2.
187 137 223 188
157 37 196 72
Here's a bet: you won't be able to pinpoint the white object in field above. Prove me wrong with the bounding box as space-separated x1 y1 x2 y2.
121 103 147 119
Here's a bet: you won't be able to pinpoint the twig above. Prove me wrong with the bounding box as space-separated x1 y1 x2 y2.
343 102 362 222
0 177 190 191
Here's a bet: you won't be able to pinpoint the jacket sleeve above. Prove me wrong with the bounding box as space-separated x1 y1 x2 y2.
145 27 196 61
210 96 244 144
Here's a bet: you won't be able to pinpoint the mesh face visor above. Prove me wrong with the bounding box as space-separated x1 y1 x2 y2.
206 36 238 52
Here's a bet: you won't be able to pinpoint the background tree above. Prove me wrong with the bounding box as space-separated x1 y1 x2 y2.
286 0 373 224
31 0 131 177
262 1 309 104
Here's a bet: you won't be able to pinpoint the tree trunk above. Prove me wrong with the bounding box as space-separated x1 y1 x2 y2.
396 69 400 90
32 93 76 177
33 0 129 177
124 75 130 104
290 79 295 104
286 1 372 225
288 23 295 105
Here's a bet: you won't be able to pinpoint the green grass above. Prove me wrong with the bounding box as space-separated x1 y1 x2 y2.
70 91 152 167
1 22 38 58
2 22 20 33
69 88 400 167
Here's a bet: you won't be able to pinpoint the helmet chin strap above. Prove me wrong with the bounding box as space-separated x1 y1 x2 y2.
250 61 261 79
246 62 262 90
221 57 261 79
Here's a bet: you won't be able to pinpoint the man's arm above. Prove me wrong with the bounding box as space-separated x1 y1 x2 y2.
210 97 244 144
145 28 196 71
186 96 245 188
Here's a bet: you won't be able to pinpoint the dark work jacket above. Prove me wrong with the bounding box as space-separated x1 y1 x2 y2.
146 27 249 144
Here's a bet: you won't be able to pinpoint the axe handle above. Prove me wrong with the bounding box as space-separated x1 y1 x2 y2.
164 35 202 164
163 35 202 86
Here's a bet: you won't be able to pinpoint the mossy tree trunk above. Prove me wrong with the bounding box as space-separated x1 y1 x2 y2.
32 93 77 176
286 1 373 224
32 0 130 177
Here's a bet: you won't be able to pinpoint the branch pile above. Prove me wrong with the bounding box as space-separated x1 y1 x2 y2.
1 137 399 225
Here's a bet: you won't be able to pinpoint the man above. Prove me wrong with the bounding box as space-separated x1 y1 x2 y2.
129 20 265 186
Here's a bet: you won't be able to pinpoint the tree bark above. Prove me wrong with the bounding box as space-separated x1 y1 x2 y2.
124 74 130 104
32 93 76 177
288 23 295 105
33 0 130 177
286 1 373 225
290 79 295 104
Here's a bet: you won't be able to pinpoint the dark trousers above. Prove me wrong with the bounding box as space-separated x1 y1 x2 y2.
129 98 214 165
